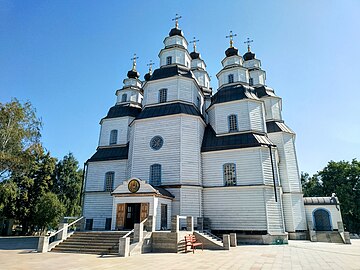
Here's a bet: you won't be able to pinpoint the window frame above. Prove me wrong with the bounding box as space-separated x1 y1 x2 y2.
104 171 115 192
228 114 238 132
249 77 254 86
109 129 118 145
228 74 234 83
149 164 161 186
159 88 167 103
166 56 172 65
223 163 236 186
121 93 127 102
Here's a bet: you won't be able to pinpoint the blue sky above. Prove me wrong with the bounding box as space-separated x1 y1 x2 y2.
1 0 359 175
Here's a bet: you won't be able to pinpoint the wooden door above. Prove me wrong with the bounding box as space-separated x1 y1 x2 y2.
116 203 125 230
140 203 149 222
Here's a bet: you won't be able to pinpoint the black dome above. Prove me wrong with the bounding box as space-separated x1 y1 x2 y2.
190 51 200 60
144 72 151 81
127 69 140 79
243 51 255 61
169 27 183 37
225 47 239 57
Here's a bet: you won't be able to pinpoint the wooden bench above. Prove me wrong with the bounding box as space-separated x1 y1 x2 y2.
184 234 203 253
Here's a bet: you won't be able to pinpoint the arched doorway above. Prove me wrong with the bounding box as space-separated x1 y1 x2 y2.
313 209 332 231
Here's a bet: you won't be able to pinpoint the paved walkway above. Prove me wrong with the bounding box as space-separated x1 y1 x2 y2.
0 240 359 270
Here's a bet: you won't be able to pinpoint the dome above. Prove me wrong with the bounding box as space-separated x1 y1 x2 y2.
190 51 200 60
225 47 239 57
169 27 183 37
127 69 140 79
243 51 255 61
144 72 151 81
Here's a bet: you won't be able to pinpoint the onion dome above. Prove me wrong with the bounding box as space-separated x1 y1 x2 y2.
190 51 200 59
127 69 140 79
243 51 255 61
144 72 151 81
169 27 183 37
225 46 239 57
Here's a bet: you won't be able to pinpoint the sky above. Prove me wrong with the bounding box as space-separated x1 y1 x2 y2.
1 0 359 175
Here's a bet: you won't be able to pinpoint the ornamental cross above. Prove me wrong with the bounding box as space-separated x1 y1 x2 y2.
226 31 237 48
172 13 182 28
131 53 139 70
189 37 199 52
244 37 254 52
147 60 154 73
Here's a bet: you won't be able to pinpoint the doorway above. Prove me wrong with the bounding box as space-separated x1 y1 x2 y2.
124 203 141 229
161 204 168 230
314 209 332 231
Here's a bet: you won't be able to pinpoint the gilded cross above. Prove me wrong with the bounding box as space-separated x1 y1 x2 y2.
189 37 199 52
244 37 254 52
226 31 237 48
147 60 154 73
172 13 182 28
131 53 139 70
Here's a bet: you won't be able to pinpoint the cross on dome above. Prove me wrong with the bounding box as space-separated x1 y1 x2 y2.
131 53 139 70
189 37 199 52
226 31 237 48
147 60 154 73
172 14 182 29
244 37 254 52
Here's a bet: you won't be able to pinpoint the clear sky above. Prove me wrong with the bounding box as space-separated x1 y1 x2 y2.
1 0 359 175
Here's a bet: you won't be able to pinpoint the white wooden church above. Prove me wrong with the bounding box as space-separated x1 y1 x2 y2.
82 18 345 243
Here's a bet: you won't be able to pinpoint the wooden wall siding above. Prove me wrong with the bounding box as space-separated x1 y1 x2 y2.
282 193 307 232
129 115 204 185
83 192 113 230
260 148 279 186
156 198 172 230
249 69 265 86
180 186 203 226
263 97 282 121
203 187 267 230
268 133 302 193
166 188 181 216
265 188 285 233
127 125 134 179
208 100 265 134
202 147 273 186
86 160 128 192
99 117 133 146
143 77 202 107
217 67 248 88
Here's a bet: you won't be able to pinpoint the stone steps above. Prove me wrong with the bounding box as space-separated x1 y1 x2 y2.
316 231 343 243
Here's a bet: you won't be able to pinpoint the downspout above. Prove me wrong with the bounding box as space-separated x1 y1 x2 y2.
80 162 88 212
268 145 277 202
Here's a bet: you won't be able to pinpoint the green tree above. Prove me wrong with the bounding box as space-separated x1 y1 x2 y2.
0 99 42 181
301 172 324 197
53 153 83 217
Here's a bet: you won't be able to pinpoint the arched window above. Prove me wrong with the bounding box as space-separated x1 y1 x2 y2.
228 74 234 83
166 56 172 65
228 114 238 132
109 130 118 145
149 164 161 186
223 163 236 186
121 93 127 102
159 88 167 103
104 171 115 192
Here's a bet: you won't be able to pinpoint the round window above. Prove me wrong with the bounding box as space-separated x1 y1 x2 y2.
150 136 163 150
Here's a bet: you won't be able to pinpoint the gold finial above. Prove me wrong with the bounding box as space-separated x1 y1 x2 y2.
147 60 154 74
189 37 200 52
244 37 254 52
172 13 182 28
131 53 139 71
226 31 237 48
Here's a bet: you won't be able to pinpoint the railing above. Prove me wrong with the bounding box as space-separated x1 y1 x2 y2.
49 216 84 242
203 230 223 242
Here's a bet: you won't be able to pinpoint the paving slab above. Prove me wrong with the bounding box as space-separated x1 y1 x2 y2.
0 240 359 270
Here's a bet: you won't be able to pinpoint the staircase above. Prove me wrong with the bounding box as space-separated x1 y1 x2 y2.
51 231 130 255
194 231 224 250
315 231 343 243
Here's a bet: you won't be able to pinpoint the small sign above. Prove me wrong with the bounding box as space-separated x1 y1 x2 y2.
128 179 140 193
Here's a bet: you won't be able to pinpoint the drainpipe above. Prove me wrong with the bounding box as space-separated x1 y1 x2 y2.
268 145 277 202
80 162 87 211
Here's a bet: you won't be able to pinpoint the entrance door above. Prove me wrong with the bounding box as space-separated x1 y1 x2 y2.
314 209 332 231
161 204 167 230
124 203 141 229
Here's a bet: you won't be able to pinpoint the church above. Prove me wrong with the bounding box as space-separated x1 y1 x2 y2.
82 17 345 244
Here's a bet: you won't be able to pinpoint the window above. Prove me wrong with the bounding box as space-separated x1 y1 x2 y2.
105 218 112 230
149 164 161 186
228 114 238 132
159 88 167 103
249 77 254 86
121 93 127 102
85 219 93 230
228 74 234 83
109 130 118 145
223 163 236 186
104 171 115 192
166 56 172 65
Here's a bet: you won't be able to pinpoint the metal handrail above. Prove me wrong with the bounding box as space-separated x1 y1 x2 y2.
49 216 84 238
203 230 223 242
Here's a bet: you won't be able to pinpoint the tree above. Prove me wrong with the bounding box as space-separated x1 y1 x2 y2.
53 153 83 217
0 99 42 181
302 159 360 233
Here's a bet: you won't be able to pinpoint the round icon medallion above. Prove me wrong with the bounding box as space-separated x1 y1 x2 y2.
128 179 140 193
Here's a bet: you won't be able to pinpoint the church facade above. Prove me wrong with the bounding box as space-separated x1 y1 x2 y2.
82 20 343 242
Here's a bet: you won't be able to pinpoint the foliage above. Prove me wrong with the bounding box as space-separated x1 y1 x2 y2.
0 99 42 181
302 159 360 233
53 153 83 217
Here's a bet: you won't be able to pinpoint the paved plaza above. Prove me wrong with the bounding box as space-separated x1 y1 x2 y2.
0 240 359 270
